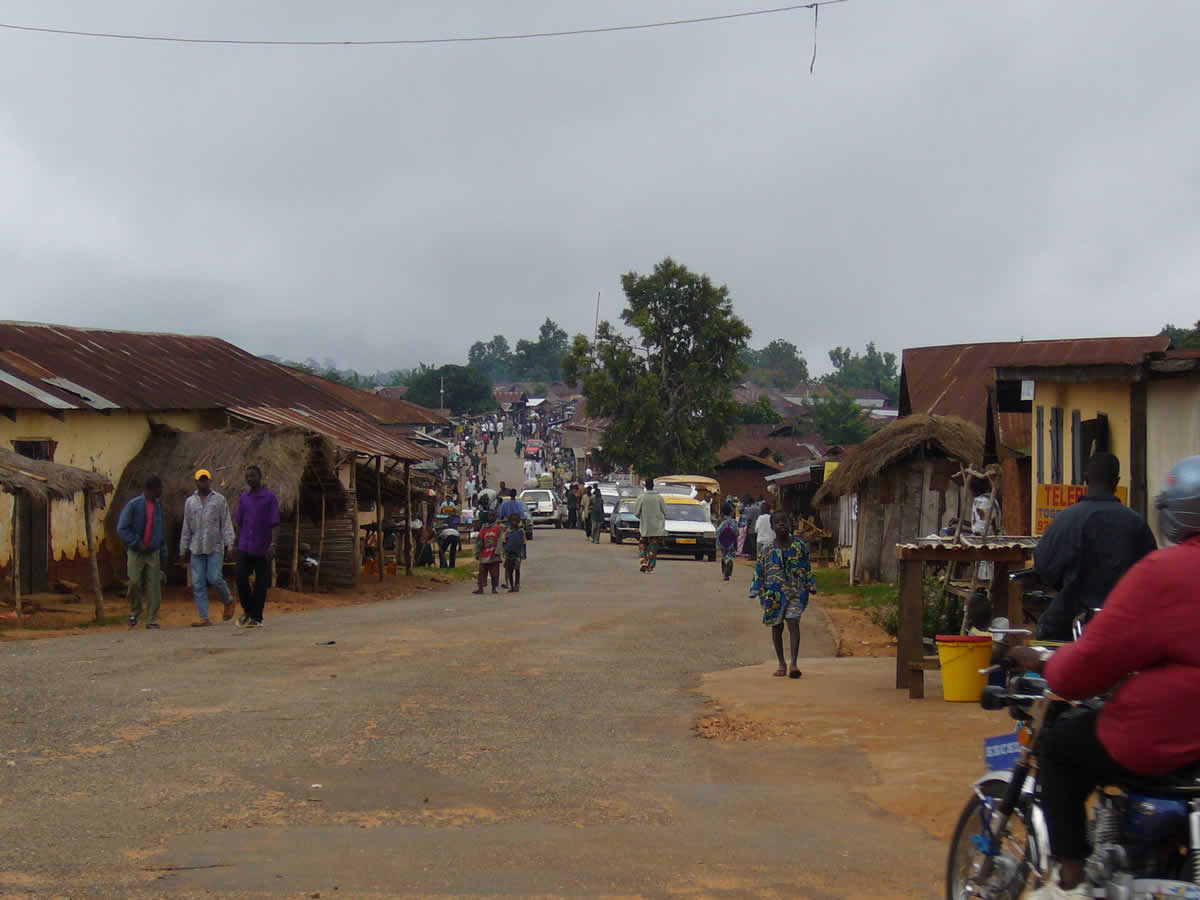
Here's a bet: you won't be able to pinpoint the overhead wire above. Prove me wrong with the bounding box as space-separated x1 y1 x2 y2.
0 1 847 47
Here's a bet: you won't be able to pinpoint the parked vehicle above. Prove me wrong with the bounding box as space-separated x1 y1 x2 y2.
660 496 717 561
946 653 1200 899
656 474 721 500
609 497 640 543
523 439 545 460
519 489 561 528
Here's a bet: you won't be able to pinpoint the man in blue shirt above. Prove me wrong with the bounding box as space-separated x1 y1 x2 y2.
498 488 528 522
116 475 168 629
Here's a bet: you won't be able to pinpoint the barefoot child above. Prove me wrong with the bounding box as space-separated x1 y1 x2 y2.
716 502 738 581
749 511 816 679
502 512 527 592
472 511 503 595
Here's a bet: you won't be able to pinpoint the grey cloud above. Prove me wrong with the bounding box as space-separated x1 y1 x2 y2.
2 0 1198 376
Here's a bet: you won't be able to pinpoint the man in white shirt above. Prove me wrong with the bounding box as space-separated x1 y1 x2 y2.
754 500 776 557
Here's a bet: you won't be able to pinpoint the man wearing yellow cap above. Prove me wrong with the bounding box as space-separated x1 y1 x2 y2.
179 469 236 626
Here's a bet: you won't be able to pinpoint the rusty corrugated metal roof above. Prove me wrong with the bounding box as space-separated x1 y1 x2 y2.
0 322 353 412
228 407 432 462
900 336 1171 453
0 322 433 462
289 371 449 426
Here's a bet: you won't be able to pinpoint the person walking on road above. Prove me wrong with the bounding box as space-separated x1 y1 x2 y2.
117 475 168 629
581 487 593 539
234 465 280 628
179 469 236 626
750 511 816 679
754 500 775 556
566 483 580 530
717 502 739 581
589 487 605 543
633 478 667 573
473 511 503 595
502 512 527 592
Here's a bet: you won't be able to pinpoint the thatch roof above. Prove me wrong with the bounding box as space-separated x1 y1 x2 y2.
814 414 984 504
0 448 111 502
108 427 344 541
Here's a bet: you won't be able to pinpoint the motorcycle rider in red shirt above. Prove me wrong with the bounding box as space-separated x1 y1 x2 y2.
1015 455 1200 898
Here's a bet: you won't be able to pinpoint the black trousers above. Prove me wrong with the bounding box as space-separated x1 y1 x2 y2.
236 551 271 622
438 534 460 568
566 507 578 529
1038 706 1133 860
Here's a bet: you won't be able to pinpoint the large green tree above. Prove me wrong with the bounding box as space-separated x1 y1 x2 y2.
807 390 873 444
823 342 899 405
563 258 751 476
406 364 495 413
741 339 810 388
735 394 783 425
467 335 513 383
467 318 569 384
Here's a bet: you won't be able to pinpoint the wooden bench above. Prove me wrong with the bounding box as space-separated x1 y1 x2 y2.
906 655 941 699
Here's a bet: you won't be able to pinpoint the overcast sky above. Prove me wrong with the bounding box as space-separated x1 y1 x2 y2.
2 1 1198 377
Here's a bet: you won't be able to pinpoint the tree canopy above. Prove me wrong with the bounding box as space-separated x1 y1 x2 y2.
1161 320 1200 349
741 339 810 388
806 390 874 444
823 342 899 405
406 364 495 413
261 355 411 388
564 258 751 477
467 318 570 384
735 394 783 425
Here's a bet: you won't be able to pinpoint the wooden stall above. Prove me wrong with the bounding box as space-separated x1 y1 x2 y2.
894 536 1039 695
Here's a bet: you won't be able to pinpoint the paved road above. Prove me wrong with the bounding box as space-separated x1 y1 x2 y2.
0 444 945 898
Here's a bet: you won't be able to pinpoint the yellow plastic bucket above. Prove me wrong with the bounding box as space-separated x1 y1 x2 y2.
935 634 993 702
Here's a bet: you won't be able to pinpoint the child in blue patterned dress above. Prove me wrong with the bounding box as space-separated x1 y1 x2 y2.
749 510 817 679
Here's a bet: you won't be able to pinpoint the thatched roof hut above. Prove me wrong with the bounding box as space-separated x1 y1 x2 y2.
107 426 348 544
813 414 985 584
0 449 112 501
815 414 984 504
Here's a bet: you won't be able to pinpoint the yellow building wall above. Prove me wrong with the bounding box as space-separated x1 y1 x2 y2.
0 492 12 568
1030 381 1132 531
1146 375 1200 542
0 409 222 570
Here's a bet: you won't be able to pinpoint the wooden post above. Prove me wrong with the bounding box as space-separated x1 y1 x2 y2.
315 489 326 591
11 495 21 622
405 461 413 576
349 457 361 580
291 484 301 591
375 454 383 582
83 491 105 622
895 558 924 689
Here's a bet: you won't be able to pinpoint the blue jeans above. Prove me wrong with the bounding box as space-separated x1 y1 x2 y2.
190 552 232 620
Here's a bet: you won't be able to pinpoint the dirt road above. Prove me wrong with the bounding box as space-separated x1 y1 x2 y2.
0 443 952 898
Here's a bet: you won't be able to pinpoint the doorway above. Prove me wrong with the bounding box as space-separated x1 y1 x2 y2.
15 492 49 594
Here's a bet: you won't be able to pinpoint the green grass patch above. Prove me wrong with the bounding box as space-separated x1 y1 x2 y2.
411 562 478 584
815 567 961 639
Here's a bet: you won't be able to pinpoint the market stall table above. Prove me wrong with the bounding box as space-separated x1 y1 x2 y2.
894 536 1040 694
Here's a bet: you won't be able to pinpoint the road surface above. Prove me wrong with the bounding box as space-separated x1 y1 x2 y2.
0 441 945 897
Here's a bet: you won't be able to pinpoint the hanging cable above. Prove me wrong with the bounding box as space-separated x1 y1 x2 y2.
0 1 847 48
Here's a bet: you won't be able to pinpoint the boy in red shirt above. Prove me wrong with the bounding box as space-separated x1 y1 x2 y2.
472 511 503 595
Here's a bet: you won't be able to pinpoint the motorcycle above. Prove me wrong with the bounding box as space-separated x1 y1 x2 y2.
945 654 1200 898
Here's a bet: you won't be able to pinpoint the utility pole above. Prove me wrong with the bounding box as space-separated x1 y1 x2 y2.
440 376 445 411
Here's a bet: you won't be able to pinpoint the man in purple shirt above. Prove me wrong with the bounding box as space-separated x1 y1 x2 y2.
233 464 280 628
